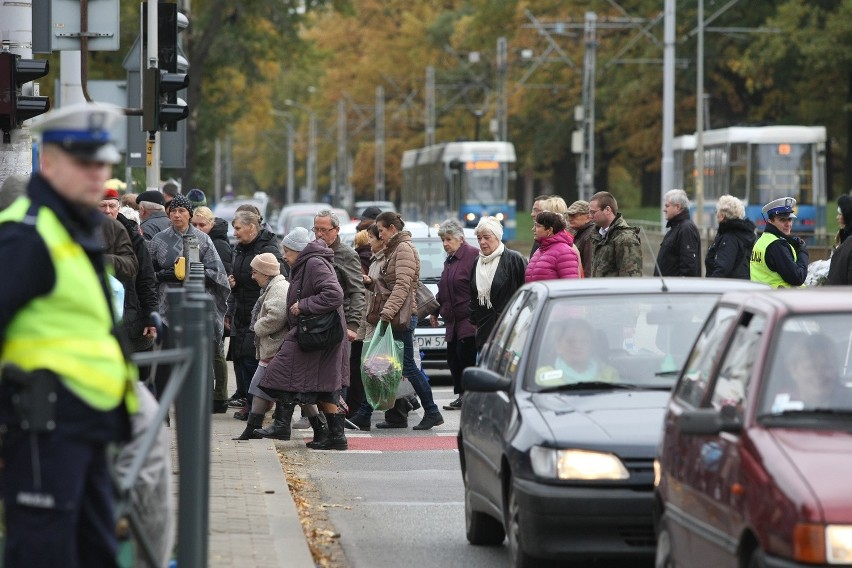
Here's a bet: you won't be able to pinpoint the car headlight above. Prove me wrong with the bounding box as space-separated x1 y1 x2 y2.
793 524 852 564
494 212 505 221
465 212 476 221
530 447 629 480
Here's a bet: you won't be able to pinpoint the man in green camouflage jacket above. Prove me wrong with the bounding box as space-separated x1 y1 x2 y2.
589 191 643 277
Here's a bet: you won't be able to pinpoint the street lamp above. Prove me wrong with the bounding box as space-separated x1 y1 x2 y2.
271 109 297 205
285 99 317 202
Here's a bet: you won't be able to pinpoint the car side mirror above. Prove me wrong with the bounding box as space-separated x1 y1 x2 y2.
679 407 743 436
462 367 511 393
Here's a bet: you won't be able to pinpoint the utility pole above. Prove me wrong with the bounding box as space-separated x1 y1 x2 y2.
214 137 221 204
0 2 36 183
695 0 705 231
375 85 385 200
336 98 346 208
144 0 160 190
578 12 597 201
425 66 435 146
496 37 508 141
307 111 316 201
286 122 295 205
661 0 675 227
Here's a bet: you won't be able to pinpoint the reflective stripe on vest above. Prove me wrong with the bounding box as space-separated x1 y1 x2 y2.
0 198 138 413
750 232 798 288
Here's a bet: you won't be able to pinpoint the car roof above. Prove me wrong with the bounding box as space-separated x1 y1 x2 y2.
530 277 769 298
718 287 852 314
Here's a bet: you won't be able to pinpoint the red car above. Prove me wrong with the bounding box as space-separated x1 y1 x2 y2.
655 288 852 568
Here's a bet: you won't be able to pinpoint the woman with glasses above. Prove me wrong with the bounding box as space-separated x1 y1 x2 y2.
227 209 286 421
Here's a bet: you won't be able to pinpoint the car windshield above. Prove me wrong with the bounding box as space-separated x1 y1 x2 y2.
410 239 447 281
528 293 719 390
758 314 852 418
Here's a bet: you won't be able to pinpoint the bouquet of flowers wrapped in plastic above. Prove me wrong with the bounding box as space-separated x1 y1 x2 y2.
361 322 404 410
805 259 831 287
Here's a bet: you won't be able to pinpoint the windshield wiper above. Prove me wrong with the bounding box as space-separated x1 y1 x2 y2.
759 408 852 420
538 381 637 393
654 370 681 377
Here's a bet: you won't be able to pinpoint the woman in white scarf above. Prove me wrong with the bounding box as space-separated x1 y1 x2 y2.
469 217 527 350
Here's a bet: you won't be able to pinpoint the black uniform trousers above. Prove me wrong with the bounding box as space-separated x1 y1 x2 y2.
1 380 127 568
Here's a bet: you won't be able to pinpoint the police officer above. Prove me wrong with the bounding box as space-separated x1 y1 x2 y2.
750 197 809 287
0 102 138 567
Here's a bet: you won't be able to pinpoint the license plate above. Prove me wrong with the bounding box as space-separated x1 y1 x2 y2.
416 335 446 350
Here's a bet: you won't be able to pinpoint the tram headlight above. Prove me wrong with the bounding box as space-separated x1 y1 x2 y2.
494 213 505 221
465 213 476 221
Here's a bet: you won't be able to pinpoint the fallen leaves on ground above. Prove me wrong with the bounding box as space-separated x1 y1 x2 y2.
278 449 349 568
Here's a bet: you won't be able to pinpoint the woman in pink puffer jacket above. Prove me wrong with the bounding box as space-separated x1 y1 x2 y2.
526 211 582 282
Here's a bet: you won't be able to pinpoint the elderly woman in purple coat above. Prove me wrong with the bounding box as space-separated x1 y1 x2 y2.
428 219 479 410
256 227 349 450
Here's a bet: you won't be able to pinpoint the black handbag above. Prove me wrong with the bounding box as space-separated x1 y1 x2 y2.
295 260 344 352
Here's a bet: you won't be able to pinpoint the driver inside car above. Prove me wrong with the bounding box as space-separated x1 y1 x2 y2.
535 319 619 386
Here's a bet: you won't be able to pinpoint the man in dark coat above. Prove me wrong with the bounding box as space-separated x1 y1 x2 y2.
137 190 170 240
655 189 701 277
827 194 852 285
313 210 366 419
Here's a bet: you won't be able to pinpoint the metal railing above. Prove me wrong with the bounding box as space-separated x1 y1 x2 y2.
119 235 213 567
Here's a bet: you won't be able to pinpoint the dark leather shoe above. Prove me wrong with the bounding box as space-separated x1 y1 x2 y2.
212 400 229 414
413 412 444 430
443 396 462 410
375 420 408 429
348 413 371 432
406 395 421 411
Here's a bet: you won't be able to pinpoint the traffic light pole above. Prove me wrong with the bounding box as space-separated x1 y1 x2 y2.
144 0 161 190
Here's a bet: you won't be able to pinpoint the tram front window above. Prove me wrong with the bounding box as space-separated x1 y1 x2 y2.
750 143 814 204
465 169 506 203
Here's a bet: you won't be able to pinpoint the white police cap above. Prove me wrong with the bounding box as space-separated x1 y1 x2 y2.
762 197 797 219
30 102 123 164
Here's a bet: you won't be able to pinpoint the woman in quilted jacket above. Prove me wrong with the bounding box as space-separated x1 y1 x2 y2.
525 211 581 282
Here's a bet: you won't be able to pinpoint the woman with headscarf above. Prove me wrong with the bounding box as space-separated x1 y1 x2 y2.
469 216 527 351
827 195 852 285
232 253 291 440
147 194 230 399
227 209 286 421
256 228 349 450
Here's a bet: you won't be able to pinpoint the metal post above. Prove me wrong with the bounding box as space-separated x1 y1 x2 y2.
375 85 385 201
0 1 36 183
661 0 675 228
696 0 705 232
144 0 161 191
307 111 317 201
425 66 435 146
60 51 86 105
579 12 597 201
286 122 295 204
175 234 211 567
497 37 508 142
174 296 211 568
214 137 222 204
336 99 346 208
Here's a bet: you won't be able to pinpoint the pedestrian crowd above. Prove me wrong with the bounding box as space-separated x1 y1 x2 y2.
0 101 847 568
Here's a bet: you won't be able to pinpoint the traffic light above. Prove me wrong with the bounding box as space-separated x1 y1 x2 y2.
141 2 189 133
0 52 50 143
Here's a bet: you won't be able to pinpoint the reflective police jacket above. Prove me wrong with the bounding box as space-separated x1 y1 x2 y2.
0 189 138 413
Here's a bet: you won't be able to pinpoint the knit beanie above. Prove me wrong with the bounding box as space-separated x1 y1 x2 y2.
250 252 281 276
281 227 311 252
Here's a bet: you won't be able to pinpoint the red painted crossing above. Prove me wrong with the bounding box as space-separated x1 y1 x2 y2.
299 435 458 451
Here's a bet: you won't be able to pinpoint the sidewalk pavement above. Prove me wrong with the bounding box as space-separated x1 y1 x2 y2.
170 406 314 567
